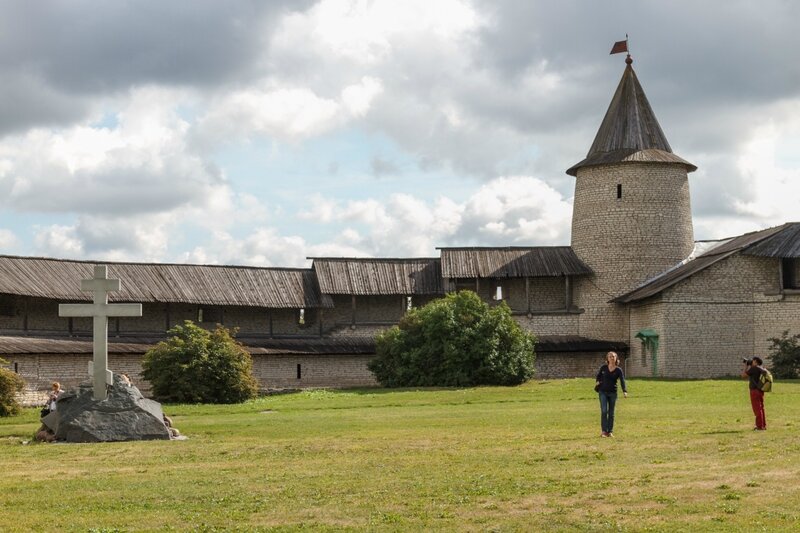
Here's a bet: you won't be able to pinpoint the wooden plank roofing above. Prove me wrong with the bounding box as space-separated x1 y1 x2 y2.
742 222 800 258
0 335 374 355
310 258 444 295
567 62 696 176
614 224 790 303
438 247 592 279
0 255 332 308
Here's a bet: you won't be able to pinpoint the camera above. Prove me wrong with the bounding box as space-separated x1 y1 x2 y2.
743 358 753 365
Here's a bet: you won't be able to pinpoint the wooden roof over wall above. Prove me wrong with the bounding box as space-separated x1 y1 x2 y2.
311 258 444 295
0 256 332 308
438 247 592 279
742 223 800 258
567 61 696 176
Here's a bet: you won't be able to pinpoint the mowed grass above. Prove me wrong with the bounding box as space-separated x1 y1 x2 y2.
2 379 800 532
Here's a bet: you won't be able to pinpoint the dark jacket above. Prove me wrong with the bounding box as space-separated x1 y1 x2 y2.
596 364 627 394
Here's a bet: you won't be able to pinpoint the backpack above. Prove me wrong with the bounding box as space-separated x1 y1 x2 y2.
759 368 773 393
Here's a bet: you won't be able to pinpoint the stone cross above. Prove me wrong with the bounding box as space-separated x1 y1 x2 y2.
59 265 142 400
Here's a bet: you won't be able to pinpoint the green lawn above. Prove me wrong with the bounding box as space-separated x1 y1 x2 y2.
2 379 799 532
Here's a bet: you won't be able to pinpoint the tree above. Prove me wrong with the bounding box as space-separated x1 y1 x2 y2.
0 357 25 417
142 321 259 404
767 330 800 379
369 290 536 387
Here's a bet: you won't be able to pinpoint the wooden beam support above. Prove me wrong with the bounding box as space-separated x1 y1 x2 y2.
565 275 573 310
525 277 531 314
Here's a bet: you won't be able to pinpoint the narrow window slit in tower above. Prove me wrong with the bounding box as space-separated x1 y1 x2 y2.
616 184 622 199
297 364 302 380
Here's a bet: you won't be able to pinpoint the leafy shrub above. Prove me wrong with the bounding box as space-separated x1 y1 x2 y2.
0 357 25 417
142 321 259 403
369 290 536 387
767 330 800 379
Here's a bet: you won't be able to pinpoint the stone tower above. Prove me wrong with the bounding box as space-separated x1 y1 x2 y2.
567 56 696 341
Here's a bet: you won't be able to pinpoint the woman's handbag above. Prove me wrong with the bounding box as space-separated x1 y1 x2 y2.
594 383 600 392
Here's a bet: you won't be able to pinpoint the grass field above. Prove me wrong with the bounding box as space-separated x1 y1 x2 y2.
2 378 800 532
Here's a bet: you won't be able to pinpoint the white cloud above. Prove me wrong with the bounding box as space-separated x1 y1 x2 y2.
177 227 368 267
33 213 173 262
273 0 479 66
732 99 800 226
456 177 573 244
0 229 18 250
0 87 223 216
33 225 85 258
291 175 571 261
194 76 383 147
341 76 383 117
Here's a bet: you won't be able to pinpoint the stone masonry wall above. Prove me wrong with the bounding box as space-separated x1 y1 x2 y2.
503 277 567 313
514 313 581 336
536 351 625 380
571 162 693 343
451 278 567 313
355 296 406 323
5 351 380 404
753 294 800 362
627 299 665 377
251 354 378 390
0 294 24 329
641 254 799 377
572 277 628 341
4 353 150 405
571 162 694 296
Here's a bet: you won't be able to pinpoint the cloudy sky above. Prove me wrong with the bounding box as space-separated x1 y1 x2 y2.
0 0 798 267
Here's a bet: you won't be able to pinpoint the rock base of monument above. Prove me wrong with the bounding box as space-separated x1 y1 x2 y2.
40 374 175 443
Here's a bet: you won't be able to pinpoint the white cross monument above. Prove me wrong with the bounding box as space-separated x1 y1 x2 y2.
59 265 142 400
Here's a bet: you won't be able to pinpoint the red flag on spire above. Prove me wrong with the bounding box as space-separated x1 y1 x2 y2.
610 40 628 55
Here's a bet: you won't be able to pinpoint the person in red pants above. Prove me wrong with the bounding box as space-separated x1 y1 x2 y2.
742 357 767 430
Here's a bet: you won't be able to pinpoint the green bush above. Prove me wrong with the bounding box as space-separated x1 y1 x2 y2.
0 357 25 417
369 290 536 387
767 330 800 379
142 321 259 404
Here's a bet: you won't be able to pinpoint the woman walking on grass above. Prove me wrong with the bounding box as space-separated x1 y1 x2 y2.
596 351 628 437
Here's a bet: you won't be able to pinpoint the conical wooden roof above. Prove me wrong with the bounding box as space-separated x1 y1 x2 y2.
567 59 696 176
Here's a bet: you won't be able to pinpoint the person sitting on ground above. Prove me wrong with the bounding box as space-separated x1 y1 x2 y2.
47 382 64 412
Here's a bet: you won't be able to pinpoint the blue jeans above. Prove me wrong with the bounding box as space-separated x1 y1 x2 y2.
599 391 618 433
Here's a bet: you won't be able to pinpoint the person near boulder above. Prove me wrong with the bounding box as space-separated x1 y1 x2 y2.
742 356 767 431
595 351 628 438
47 382 63 412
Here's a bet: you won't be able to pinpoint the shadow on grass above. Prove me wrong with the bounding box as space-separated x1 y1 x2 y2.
700 429 745 435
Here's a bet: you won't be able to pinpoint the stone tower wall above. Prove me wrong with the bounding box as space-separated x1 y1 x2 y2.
571 162 694 295
570 162 693 341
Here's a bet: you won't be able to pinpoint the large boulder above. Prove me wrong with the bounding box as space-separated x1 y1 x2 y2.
45 374 171 442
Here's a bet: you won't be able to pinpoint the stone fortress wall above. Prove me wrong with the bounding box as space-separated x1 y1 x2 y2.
571 162 694 343
626 254 800 378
